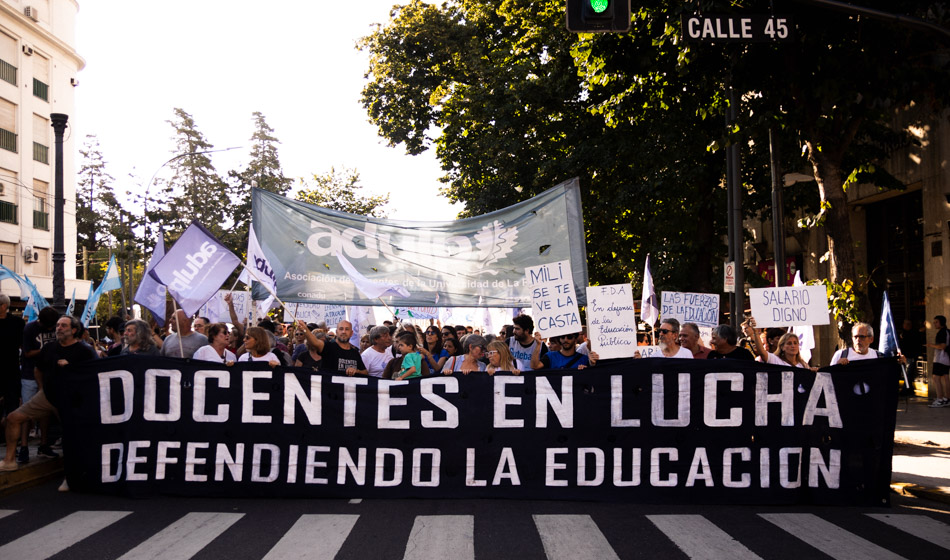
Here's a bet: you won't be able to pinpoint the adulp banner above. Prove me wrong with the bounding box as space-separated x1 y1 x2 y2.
60 356 899 505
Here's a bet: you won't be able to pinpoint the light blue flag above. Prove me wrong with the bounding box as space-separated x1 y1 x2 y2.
65 287 76 316
878 291 900 357
23 276 49 322
99 255 122 293
80 282 98 327
134 229 167 326
0 264 32 301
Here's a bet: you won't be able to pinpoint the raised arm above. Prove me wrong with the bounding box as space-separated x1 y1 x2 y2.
742 318 769 362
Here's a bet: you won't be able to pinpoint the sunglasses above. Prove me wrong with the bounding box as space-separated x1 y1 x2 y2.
426 330 439 335
657 329 673 335
485 350 498 356
854 334 872 339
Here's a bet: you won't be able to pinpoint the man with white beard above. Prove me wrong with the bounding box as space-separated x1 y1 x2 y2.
635 318 692 358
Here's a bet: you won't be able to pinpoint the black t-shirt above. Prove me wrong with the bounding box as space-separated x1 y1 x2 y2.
707 346 755 360
0 314 24 369
318 340 365 374
38 340 98 405
21 320 56 380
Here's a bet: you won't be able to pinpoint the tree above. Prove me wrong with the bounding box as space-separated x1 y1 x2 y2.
359 0 727 290
149 108 229 239
296 167 389 217
228 111 292 248
75 135 115 277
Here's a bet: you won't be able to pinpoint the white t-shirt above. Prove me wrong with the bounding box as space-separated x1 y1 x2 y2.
192 345 236 364
766 353 807 368
361 346 394 378
830 347 879 364
238 351 279 363
658 346 693 359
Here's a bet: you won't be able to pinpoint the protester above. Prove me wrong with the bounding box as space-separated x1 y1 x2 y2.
455 325 468 339
293 330 325 372
508 314 546 370
830 323 881 365
299 319 367 376
15 307 59 464
447 334 487 374
898 319 922 383
420 326 448 373
636 319 692 359
161 310 208 358
1 316 97 472
102 316 125 357
193 316 210 338
744 319 815 370
926 315 949 407
486 340 519 375
532 332 598 369
707 324 755 360
238 326 280 367
441 326 456 340
0 294 25 426
359 334 371 353
292 327 308 355
193 323 237 365
120 319 161 356
393 332 423 380
678 322 710 359
441 337 462 372
223 293 246 341
361 325 394 378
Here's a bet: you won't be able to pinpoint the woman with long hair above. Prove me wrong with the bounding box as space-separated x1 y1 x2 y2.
193 323 237 365
420 326 448 373
485 340 519 375
744 319 815 370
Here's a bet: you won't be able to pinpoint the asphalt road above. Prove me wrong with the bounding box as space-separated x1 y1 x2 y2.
0 479 949 559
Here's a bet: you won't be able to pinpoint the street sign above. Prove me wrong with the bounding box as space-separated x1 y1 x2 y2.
724 261 736 293
682 14 794 43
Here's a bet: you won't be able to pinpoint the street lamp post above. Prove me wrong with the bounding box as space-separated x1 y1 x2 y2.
50 113 69 313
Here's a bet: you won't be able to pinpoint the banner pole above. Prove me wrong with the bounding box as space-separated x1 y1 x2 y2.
241 262 300 325
171 299 184 357
377 297 396 319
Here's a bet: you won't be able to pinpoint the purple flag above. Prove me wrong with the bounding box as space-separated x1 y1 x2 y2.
134 229 168 325
151 222 241 316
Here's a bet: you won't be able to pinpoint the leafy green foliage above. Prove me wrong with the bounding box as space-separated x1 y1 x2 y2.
295 167 389 217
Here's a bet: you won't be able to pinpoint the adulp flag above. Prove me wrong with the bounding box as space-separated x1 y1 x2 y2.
151 221 241 316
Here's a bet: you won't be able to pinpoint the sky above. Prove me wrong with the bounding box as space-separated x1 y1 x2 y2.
73 0 462 222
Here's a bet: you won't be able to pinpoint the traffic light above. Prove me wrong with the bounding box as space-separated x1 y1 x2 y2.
566 0 631 33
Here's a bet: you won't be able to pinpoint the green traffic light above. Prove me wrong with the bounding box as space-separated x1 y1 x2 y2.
589 0 609 13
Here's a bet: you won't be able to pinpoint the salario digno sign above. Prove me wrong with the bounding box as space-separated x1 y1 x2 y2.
60 356 899 505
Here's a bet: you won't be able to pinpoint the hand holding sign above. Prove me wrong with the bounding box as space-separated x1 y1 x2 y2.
525 260 581 338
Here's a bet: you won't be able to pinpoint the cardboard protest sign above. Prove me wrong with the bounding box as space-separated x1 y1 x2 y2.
525 260 582 338
660 292 720 328
282 303 346 327
749 285 830 327
586 284 639 359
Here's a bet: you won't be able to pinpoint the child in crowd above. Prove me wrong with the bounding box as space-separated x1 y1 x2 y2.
395 332 422 380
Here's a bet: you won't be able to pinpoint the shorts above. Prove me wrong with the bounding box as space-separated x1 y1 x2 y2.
933 363 949 376
21 379 39 404
14 389 58 421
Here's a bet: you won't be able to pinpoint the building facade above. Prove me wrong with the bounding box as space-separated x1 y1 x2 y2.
0 0 88 306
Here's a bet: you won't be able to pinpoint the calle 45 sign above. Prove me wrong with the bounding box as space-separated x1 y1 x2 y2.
681 14 794 43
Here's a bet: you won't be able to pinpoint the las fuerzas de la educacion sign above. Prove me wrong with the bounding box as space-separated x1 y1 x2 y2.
59 355 899 505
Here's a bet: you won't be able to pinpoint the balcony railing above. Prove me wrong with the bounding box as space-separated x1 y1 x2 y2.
32 78 48 101
0 59 15 85
33 210 48 230
33 142 48 164
0 200 16 224
0 128 15 153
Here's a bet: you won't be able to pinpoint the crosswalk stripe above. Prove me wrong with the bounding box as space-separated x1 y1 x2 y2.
866 513 950 551
0 510 131 559
263 514 359 560
0 509 17 520
117 512 244 560
533 514 620 560
403 515 474 560
647 514 763 559
760 513 906 560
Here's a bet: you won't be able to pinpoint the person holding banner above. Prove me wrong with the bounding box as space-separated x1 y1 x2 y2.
707 325 755 361
508 315 547 371
678 322 710 359
634 319 692 359
298 320 367 376
193 323 237 365
531 332 597 370
743 319 816 370
485 341 520 375
119 320 161 356
238 327 279 367
451 334 488 374
830 323 882 365
420 326 448 374
362 326 394 378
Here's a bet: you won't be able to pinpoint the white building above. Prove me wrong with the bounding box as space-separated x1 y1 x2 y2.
0 0 89 307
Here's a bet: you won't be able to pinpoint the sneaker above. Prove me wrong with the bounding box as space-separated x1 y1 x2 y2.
940 399 950 408
0 459 18 472
37 445 59 459
16 446 29 464
58 479 69 492
929 398 946 408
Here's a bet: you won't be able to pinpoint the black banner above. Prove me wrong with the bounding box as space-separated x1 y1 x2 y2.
59 356 899 504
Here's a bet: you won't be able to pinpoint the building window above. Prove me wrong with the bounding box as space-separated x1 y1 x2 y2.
32 78 48 101
33 55 49 102
0 98 15 153
32 114 48 163
33 179 48 230
0 241 15 268
0 33 15 86
0 200 16 224
0 168 17 224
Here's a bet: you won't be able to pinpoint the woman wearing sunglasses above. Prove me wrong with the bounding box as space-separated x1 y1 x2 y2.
420 327 449 373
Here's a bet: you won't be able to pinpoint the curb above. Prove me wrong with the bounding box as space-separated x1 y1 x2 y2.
0 457 63 498
890 482 950 506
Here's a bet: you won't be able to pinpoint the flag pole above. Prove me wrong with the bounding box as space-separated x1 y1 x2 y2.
241 261 300 325
171 299 184 357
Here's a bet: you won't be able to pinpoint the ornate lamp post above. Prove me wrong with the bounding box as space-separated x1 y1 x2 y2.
50 113 68 312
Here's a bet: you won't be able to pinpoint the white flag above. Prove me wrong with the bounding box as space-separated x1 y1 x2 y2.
240 224 277 312
640 254 659 327
335 251 410 300
791 271 815 363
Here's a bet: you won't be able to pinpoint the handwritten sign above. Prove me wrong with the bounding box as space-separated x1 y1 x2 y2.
749 285 830 327
282 303 347 327
198 291 252 324
525 260 581 338
660 292 720 328
586 284 639 359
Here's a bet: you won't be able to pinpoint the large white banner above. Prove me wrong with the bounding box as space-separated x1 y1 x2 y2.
749 285 830 327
